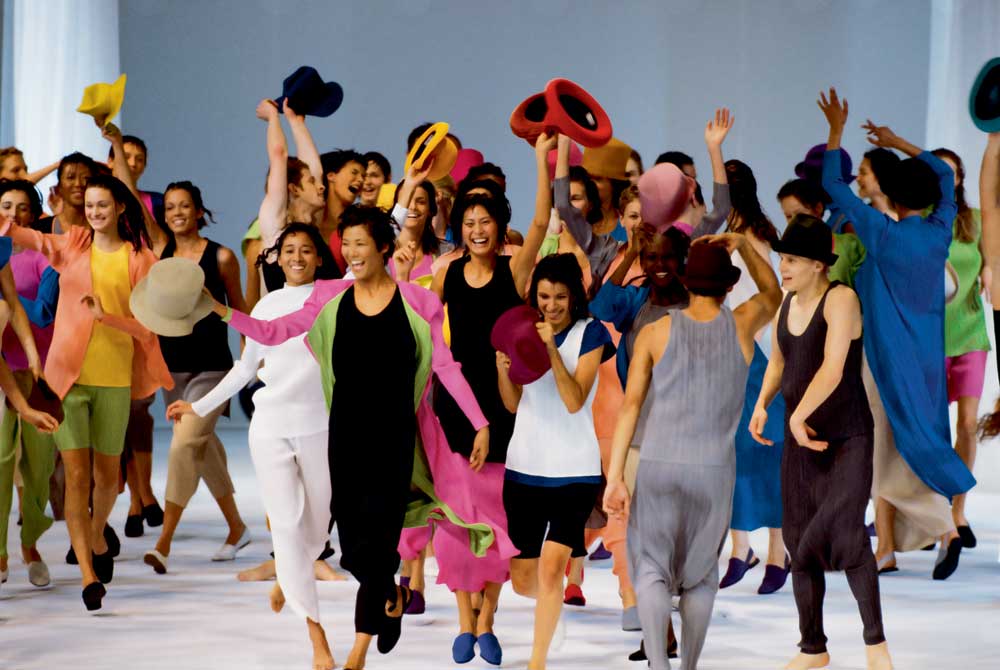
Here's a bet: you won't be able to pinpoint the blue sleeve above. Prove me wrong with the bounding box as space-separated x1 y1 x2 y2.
822 149 886 255
589 282 645 332
0 237 11 270
580 319 616 362
918 151 958 234
19 266 59 328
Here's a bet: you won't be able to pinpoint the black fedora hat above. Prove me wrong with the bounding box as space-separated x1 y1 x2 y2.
970 57 1000 133
772 215 838 266
681 243 741 293
276 66 343 118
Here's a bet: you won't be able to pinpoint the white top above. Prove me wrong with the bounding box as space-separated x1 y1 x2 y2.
505 319 603 483
192 283 327 438
726 248 781 357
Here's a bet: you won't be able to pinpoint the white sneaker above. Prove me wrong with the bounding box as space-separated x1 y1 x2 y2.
144 549 169 574
27 560 50 587
212 528 251 562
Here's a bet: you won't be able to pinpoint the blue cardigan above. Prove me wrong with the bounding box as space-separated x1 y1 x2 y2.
822 149 974 497
589 281 652 388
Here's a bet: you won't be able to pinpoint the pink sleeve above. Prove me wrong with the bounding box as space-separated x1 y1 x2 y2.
227 282 327 344
423 291 488 431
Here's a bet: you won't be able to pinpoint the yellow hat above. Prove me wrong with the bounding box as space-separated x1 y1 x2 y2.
77 74 127 127
376 183 397 211
582 137 631 181
405 122 459 182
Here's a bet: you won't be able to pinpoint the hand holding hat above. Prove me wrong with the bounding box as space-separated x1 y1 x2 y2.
275 66 343 118
491 305 552 385
405 123 459 182
510 78 613 148
129 257 219 337
77 74 127 127
638 163 696 232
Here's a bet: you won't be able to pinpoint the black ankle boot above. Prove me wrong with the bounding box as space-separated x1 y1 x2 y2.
82 581 106 611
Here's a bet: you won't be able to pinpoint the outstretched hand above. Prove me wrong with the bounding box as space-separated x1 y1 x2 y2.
704 108 734 147
282 100 304 123
99 120 123 144
861 120 899 149
817 87 849 132
535 131 557 157
693 232 745 254
256 98 280 122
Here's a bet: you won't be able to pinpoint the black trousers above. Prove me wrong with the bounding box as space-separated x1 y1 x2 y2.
782 433 886 654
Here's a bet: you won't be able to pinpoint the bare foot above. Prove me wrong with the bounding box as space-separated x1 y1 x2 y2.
345 632 373 670
866 642 893 670
313 560 347 581
238 559 277 582
307 619 335 670
785 651 830 669
270 582 286 613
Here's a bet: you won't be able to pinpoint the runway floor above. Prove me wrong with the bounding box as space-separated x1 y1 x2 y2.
1 427 998 669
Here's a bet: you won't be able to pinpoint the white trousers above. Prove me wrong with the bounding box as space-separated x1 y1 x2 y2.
248 429 331 622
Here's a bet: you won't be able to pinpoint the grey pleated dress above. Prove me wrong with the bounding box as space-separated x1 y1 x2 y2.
628 307 749 670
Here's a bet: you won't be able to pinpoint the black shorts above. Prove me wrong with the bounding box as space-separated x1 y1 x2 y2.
502 478 600 559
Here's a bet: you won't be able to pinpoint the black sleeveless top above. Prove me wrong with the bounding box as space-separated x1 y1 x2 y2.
158 238 234 373
776 281 872 441
435 254 523 463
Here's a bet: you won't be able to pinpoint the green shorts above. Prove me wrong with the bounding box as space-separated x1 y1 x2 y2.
53 384 131 456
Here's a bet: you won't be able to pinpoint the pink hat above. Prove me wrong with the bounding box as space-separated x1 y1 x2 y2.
546 142 582 181
490 305 551 385
669 221 694 237
451 148 484 185
638 164 696 232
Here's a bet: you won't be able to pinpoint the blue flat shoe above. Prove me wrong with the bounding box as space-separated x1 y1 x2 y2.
757 555 791 594
452 632 477 664
719 548 760 589
478 632 502 666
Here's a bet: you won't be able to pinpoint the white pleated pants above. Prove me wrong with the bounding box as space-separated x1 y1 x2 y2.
248 429 331 622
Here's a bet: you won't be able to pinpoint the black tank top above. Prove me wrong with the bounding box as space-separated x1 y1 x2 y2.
158 238 234 373
434 254 523 463
776 281 872 441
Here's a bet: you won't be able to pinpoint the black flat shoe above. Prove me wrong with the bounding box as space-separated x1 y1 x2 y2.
93 550 114 584
66 545 78 565
627 638 678 662
124 514 144 538
82 581 106 611
104 524 121 558
142 502 164 527
933 537 962 580
957 525 977 549
377 585 412 654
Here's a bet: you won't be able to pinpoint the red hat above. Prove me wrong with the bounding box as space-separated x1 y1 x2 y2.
638 163 696 232
510 78 613 149
6 377 64 423
451 148 484 184
682 243 741 293
490 305 551 385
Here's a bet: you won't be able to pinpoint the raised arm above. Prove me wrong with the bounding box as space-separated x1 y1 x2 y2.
102 122 168 254
981 133 1000 303
283 102 322 187
258 99 289 250
0 264 41 377
0 222 68 266
603 320 658 519
511 133 558 296
692 109 734 238
216 281 330 346
786 286 862 450
27 161 59 185
701 233 781 348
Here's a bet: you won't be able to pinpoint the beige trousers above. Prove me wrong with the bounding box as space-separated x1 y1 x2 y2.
164 404 234 507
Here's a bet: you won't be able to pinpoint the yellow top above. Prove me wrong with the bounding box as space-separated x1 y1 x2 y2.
77 243 134 387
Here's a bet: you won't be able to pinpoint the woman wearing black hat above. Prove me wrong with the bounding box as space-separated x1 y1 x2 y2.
818 87 971 581
749 214 891 670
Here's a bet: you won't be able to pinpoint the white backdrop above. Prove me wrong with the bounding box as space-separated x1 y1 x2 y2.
11 0 119 196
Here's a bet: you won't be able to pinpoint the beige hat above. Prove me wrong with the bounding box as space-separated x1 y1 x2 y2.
129 257 216 337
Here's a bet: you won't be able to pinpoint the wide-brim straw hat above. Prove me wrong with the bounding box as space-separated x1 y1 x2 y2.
129 257 216 337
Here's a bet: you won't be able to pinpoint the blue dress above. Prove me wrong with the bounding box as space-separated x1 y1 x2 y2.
731 343 786 530
822 149 975 497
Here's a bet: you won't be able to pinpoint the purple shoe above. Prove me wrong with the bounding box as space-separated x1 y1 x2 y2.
866 522 876 537
719 548 760 589
757 555 791 594
405 589 425 614
589 542 613 561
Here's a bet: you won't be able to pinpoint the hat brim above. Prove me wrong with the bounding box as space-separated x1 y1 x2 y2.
771 240 839 267
681 267 742 292
970 57 1000 133
510 91 547 146
544 78 612 149
405 123 457 181
278 81 344 118
129 279 216 338
490 306 552 384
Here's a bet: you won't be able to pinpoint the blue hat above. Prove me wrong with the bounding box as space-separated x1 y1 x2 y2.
275 66 343 118
970 57 1000 133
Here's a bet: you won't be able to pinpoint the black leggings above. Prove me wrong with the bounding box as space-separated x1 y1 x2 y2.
782 433 886 654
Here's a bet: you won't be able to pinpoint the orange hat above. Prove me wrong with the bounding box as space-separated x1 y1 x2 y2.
405 122 459 181
582 138 631 181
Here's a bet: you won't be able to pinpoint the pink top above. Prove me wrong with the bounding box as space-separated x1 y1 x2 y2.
2 250 54 370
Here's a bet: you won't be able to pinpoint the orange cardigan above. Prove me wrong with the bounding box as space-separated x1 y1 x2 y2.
1 223 173 400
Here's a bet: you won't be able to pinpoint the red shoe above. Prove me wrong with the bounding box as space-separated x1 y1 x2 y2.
563 583 586 606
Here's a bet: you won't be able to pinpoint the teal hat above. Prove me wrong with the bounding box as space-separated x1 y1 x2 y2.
970 57 1000 132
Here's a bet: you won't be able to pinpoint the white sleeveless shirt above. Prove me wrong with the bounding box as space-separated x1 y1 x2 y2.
505 318 603 483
